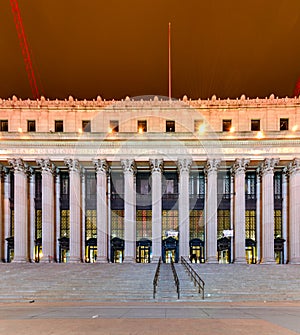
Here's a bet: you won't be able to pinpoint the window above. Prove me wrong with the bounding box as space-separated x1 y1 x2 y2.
55 120 63 132
0 120 8 132
251 119 260 131
27 120 36 132
246 173 256 200
109 120 119 133
274 172 282 200
222 119 232 132
82 120 91 132
166 120 175 132
194 120 204 132
137 120 147 133
280 118 288 131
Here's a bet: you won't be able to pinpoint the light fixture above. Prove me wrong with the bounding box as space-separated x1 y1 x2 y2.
229 126 235 133
256 131 264 139
292 125 298 132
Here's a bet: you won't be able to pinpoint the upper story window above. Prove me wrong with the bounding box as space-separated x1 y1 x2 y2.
222 119 232 132
274 172 282 200
137 120 147 133
27 120 36 132
280 118 289 131
217 172 230 199
166 120 175 132
86 173 96 201
245 172 256 200
194 120 204 132
82 120 91 132
0 120 8 132
189 173 205 197
109 120 119 133
251 119 260 131
55 120 64 132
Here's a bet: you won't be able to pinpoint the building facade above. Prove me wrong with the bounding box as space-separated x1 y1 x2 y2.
0 94 300 264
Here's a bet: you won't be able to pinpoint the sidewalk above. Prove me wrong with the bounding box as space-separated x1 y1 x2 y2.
0 301 300 335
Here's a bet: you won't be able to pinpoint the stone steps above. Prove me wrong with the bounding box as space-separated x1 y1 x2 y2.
1 262 300 303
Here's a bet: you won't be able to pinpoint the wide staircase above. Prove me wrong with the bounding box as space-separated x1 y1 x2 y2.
1 262 300 303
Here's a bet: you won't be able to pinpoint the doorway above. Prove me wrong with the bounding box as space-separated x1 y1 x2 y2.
136 238 151 263
162 236 179 263
217 237 231 263
86 237 97 263
189 238 205 263
110 237 124 263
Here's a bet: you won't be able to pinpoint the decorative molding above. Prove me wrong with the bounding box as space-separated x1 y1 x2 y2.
205 159 220 175
64 158 81 173
288 158 300 176
93 159 109 174
150 158 163 174
260 158 279 176
8 158 29 174
121 159 136 175
177 158 192 173
36 158 56 174
232 158 250 176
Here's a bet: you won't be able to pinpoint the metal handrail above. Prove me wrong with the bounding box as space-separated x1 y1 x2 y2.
153 257 162 299
171 259 180 299
181 256 205 299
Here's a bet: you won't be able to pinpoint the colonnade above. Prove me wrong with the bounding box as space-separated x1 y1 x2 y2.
1 157 300 264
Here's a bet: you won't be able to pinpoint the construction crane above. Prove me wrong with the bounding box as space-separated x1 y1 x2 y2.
10 0 40 99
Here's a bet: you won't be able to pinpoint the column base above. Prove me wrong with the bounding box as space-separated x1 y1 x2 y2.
234 257 247 264
151 256 161 263
206 256 218 264
96 256 109 263
12 256 29 263
40 255 56 263
123 257 136 263
289 257 300 264
68 257 82 263
260 257 276 264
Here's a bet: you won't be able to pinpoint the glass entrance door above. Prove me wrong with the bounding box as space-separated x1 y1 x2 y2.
162 237 179 263
137 246 151 263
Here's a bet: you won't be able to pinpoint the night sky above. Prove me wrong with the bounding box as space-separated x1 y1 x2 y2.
1 0 300 100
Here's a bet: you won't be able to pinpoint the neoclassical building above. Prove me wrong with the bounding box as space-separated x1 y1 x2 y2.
0 94 300 264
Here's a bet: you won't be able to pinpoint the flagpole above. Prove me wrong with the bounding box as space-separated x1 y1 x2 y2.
168 22 171 100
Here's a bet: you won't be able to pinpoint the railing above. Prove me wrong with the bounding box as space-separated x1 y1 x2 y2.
181 256 205 299
153 257 161 299
170 259 180 299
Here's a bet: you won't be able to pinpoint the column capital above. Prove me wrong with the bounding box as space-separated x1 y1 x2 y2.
121 159 136 174
260 158 279 176
64 158 81 173
36 158 56 174
232 158 250 176
93 158 109 174
8 158 29 174
288 158 300 176
177 158 192 173
150 158 163 174
205 159 220 175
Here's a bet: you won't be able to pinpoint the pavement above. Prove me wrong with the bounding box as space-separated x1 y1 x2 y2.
0 301 300 334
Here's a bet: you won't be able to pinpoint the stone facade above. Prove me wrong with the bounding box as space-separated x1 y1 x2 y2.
0 95 300 264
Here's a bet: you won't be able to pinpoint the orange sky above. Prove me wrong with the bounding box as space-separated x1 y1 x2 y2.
1 0 300 100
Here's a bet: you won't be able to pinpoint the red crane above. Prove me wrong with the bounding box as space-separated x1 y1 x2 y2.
10 0 40 99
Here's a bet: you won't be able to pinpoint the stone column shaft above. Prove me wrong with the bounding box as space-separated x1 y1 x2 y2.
4 170 11 262
261 158 278 264
205 159 220 263
282 170 288 264
150 159 163 263
65 159 82 263
233 159 249 263
121 159 136 263
288 159 300 264
37 159 56 262
178 159 192 259
55 171 61 261
29 171 35 262
94 159 109 263
9 159 29 263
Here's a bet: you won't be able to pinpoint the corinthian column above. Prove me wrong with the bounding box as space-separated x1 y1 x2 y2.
9 158 29 263
288 159 300 264
64 158 82 263
205 159 220 263
37 159 56 262
261 158 278 264
121 159 136 263
150 158 163 263
177 158 192 259
233 158 249 263
93 159 109 263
